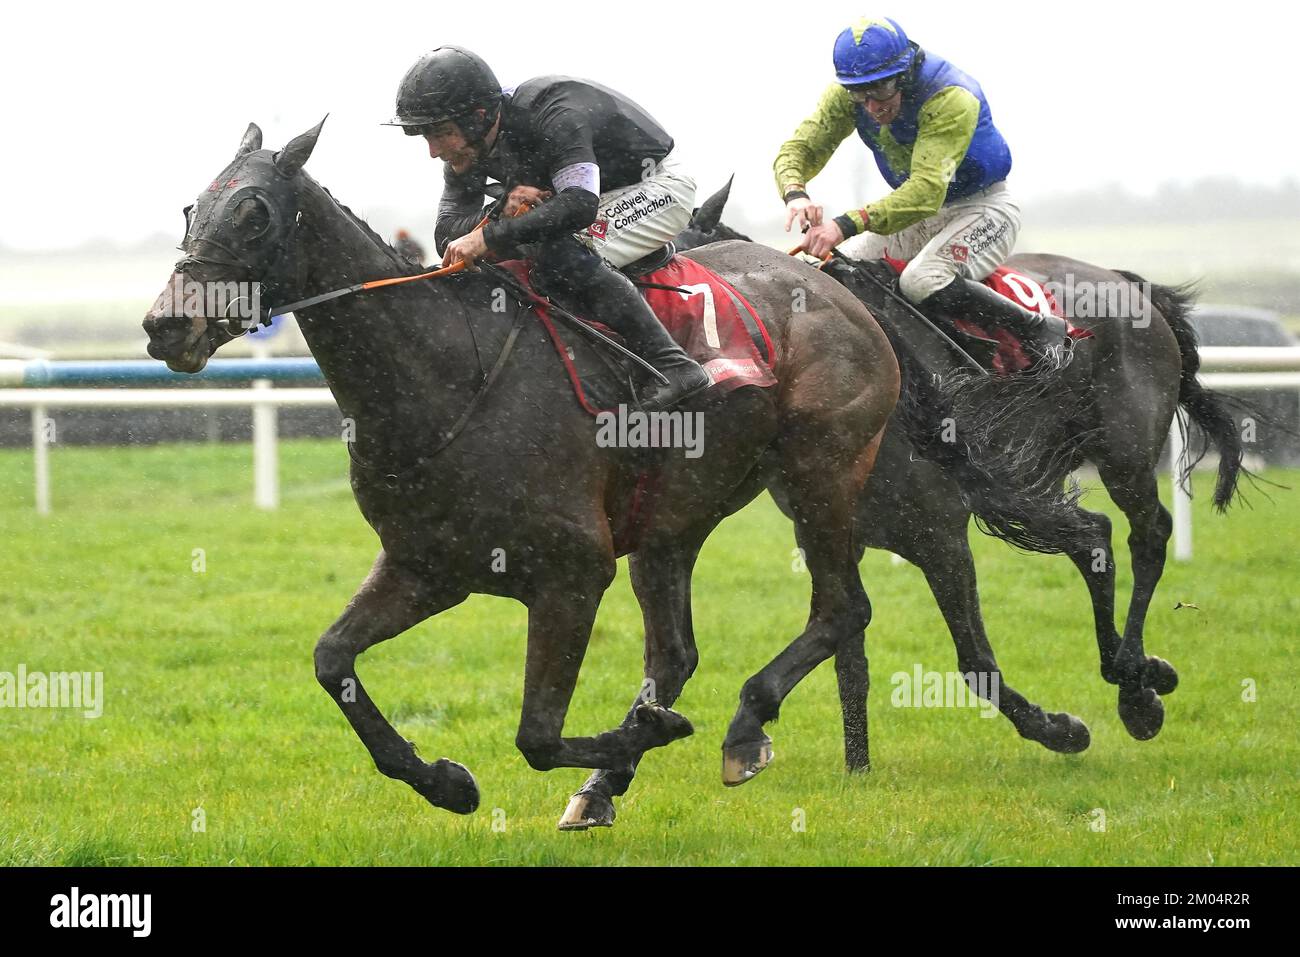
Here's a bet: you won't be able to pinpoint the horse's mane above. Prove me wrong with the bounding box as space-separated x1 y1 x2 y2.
311 177 513 314
314 179 421 277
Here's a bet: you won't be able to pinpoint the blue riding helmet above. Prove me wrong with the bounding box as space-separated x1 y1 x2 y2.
834 16 917 85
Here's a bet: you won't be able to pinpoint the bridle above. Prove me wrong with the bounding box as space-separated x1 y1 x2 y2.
174 199 305 346
167 185 659 485
172 179 531 485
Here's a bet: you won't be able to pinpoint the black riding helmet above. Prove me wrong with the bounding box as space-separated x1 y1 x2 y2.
385 46 502 142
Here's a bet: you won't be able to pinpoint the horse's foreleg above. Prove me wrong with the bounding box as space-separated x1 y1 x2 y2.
817 517 869 773
558 537 703 831
313 552 474 812
833 621 870 772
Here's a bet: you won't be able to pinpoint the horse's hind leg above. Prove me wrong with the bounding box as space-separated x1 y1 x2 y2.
313 551 476 813
723 428 885 785
1098 463 1179 740
856 428 1091 753
1061 502 1135 688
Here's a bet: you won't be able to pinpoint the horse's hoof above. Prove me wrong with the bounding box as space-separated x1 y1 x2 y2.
1143 656 1179 696
722 737 773 787
1118 687 1165 741
1040 712 1092 754
633 702 695 746
411 758 480 814
557 790 615 831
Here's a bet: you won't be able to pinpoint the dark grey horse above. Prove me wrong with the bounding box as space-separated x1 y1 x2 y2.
143 121 904 820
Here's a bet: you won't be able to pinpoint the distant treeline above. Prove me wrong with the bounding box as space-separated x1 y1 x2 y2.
1029 178 1300 226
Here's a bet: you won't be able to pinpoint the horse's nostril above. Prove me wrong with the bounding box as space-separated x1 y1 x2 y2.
143 315 176 339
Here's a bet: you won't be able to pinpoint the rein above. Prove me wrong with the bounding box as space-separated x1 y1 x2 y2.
269 258 470 318
266 208 668 384
342 207 517 485
189 198 669 483
267 209 497 319
787 244 988 376
331 202 659 481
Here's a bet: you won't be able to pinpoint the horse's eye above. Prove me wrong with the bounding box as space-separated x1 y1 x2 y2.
234 197 272 239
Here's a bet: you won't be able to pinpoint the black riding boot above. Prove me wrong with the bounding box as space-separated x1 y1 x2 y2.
922 276 1067 365
535 238 710 412
595 268 712 411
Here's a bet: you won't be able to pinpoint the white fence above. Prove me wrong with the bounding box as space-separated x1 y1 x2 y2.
1 386 335 512
5 346 1300 561
1167 347 1300 560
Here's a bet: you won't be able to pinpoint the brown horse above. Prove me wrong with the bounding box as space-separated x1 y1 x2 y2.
142 121 900 820
556 186 1245 830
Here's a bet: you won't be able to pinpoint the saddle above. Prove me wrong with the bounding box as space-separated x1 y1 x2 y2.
494 254 777 416
840 257 1092 376
620 242 678 278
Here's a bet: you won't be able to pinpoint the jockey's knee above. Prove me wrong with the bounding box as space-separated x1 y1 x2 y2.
837 231 887 263
899 258 961 304
533 236 604 298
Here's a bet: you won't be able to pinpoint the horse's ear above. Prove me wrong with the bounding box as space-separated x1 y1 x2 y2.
691 174 734 232
274 115 328 176
237 122 263 157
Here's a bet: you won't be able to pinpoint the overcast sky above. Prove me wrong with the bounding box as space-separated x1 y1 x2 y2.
1 0 1294 251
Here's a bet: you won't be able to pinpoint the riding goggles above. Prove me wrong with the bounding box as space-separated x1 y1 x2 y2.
843 75 903 103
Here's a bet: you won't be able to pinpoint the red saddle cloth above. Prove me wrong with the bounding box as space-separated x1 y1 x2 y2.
883 255 1092 375
496 256 777 414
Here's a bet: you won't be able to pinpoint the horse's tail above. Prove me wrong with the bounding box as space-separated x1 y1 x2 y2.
891 363 1096 555
1114 270 1244 511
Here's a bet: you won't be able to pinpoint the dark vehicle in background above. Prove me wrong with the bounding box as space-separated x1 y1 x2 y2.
1186 304 1300 465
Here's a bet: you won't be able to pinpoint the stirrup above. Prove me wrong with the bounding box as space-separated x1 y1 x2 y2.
638 361 711 413
1021 330 1070 371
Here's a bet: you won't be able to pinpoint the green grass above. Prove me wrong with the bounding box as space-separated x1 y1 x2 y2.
1 439 1295 865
